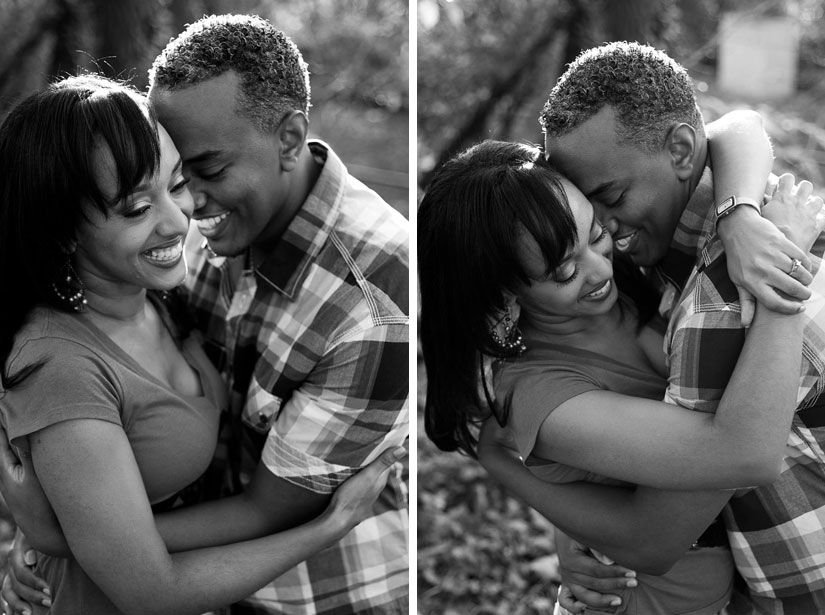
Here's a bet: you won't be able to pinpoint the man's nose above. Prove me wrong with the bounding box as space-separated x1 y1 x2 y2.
602 217 619 235
189 180 207 211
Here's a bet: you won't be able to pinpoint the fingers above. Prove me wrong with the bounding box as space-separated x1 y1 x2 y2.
560 544 635 580
566 582 623 610
0 429 20 479
7 549 50 609
737 287 756 327
2 573 36 615
793 179 814 202
563 568 637 593
365 447 406 481
775 172 796 193
813 197 825 233
769 272 813 302
555 584 587 614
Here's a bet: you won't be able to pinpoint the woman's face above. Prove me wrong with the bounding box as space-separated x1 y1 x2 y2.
73 124 193 295
514 177 618 320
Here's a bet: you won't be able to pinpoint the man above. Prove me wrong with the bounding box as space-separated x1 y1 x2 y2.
149 15 409 614
2 14 409 615
473 42 825 614
540 42 825 615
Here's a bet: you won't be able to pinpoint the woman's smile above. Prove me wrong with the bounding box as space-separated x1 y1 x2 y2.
582 278 613 301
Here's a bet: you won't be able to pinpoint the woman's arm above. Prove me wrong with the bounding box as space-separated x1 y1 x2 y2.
708 109 813 321
526 176 823 491
535 304 801 490
477 420 729 573
30 419 398 615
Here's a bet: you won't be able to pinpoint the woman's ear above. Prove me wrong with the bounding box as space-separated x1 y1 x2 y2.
666 123 697 181
60 239 77 255
501 289 518 310
278 111 309 172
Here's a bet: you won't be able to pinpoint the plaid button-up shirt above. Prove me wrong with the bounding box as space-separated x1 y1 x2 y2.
185 141 410 614
661 165 825 613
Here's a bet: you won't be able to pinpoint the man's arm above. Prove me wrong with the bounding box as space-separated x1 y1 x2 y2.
155 322 409 551
708 109 813 322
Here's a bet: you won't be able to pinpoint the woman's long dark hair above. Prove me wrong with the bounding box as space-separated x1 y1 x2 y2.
418 140 660 457
419 141 579 457
0 74 161 388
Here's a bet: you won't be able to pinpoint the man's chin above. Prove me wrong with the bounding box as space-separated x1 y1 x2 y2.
624 247 659 268
205 237 246 258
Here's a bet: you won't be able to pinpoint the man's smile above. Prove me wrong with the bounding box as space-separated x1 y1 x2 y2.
613 229 639 253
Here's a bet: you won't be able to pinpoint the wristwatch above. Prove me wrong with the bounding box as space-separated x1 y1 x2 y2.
715 196 761 227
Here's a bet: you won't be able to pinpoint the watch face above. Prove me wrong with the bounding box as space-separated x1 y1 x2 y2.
716 197 736 217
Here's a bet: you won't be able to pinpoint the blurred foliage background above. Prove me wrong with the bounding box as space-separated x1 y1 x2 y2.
0 0 408 580
0 0 409 215
418 0 825 613
418 0 825 192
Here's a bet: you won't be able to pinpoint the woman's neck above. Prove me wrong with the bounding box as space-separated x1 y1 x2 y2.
520 301 626 347
83 289 150 326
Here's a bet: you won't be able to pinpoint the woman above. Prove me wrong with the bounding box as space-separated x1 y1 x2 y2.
418 139 823 613
0 74 403 615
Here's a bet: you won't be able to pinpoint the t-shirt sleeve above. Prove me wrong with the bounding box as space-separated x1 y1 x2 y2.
259 322 409 494
496 361 600 460
0 337 122 450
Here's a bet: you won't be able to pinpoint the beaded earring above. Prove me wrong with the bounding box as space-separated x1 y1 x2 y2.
489 304 526 356
52 259 87 312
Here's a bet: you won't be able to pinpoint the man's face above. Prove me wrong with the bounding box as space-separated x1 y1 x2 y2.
149 71 289 258
544 106 685 267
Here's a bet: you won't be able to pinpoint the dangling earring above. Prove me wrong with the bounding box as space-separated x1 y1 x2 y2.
52 259 87 312
489 304 526 356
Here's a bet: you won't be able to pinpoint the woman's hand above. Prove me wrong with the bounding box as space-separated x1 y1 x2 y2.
321 447 406 535
717 205 812 325
1 531 51 615
762 173 825 255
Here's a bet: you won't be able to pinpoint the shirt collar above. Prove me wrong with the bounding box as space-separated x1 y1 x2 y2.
657 163 716 290
203 140 346 300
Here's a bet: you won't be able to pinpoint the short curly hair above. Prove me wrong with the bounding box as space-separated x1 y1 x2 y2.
149 14 310 133
540 42 704 153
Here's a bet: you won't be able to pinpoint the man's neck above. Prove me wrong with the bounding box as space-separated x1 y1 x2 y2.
686 137 710 208
250 144 322 265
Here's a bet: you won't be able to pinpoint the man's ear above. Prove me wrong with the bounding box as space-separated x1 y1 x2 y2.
666 123 696 181
278 110 308 172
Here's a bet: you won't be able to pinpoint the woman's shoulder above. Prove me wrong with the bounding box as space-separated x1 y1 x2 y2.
494 344 602 392
13 306 102 358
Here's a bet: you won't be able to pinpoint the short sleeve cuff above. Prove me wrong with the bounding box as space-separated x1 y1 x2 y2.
260 435 353 494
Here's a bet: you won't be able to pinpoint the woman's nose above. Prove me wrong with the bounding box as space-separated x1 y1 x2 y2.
158 194 192 236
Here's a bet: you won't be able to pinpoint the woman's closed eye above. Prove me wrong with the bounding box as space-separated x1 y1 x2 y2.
123 202 151 219
555 222 608 284
554 261 578 285
590 221 608 244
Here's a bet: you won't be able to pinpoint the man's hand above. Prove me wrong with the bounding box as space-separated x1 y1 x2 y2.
1 531 51 615
554 528 636 613
0 429 67 556
761 174 825 255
